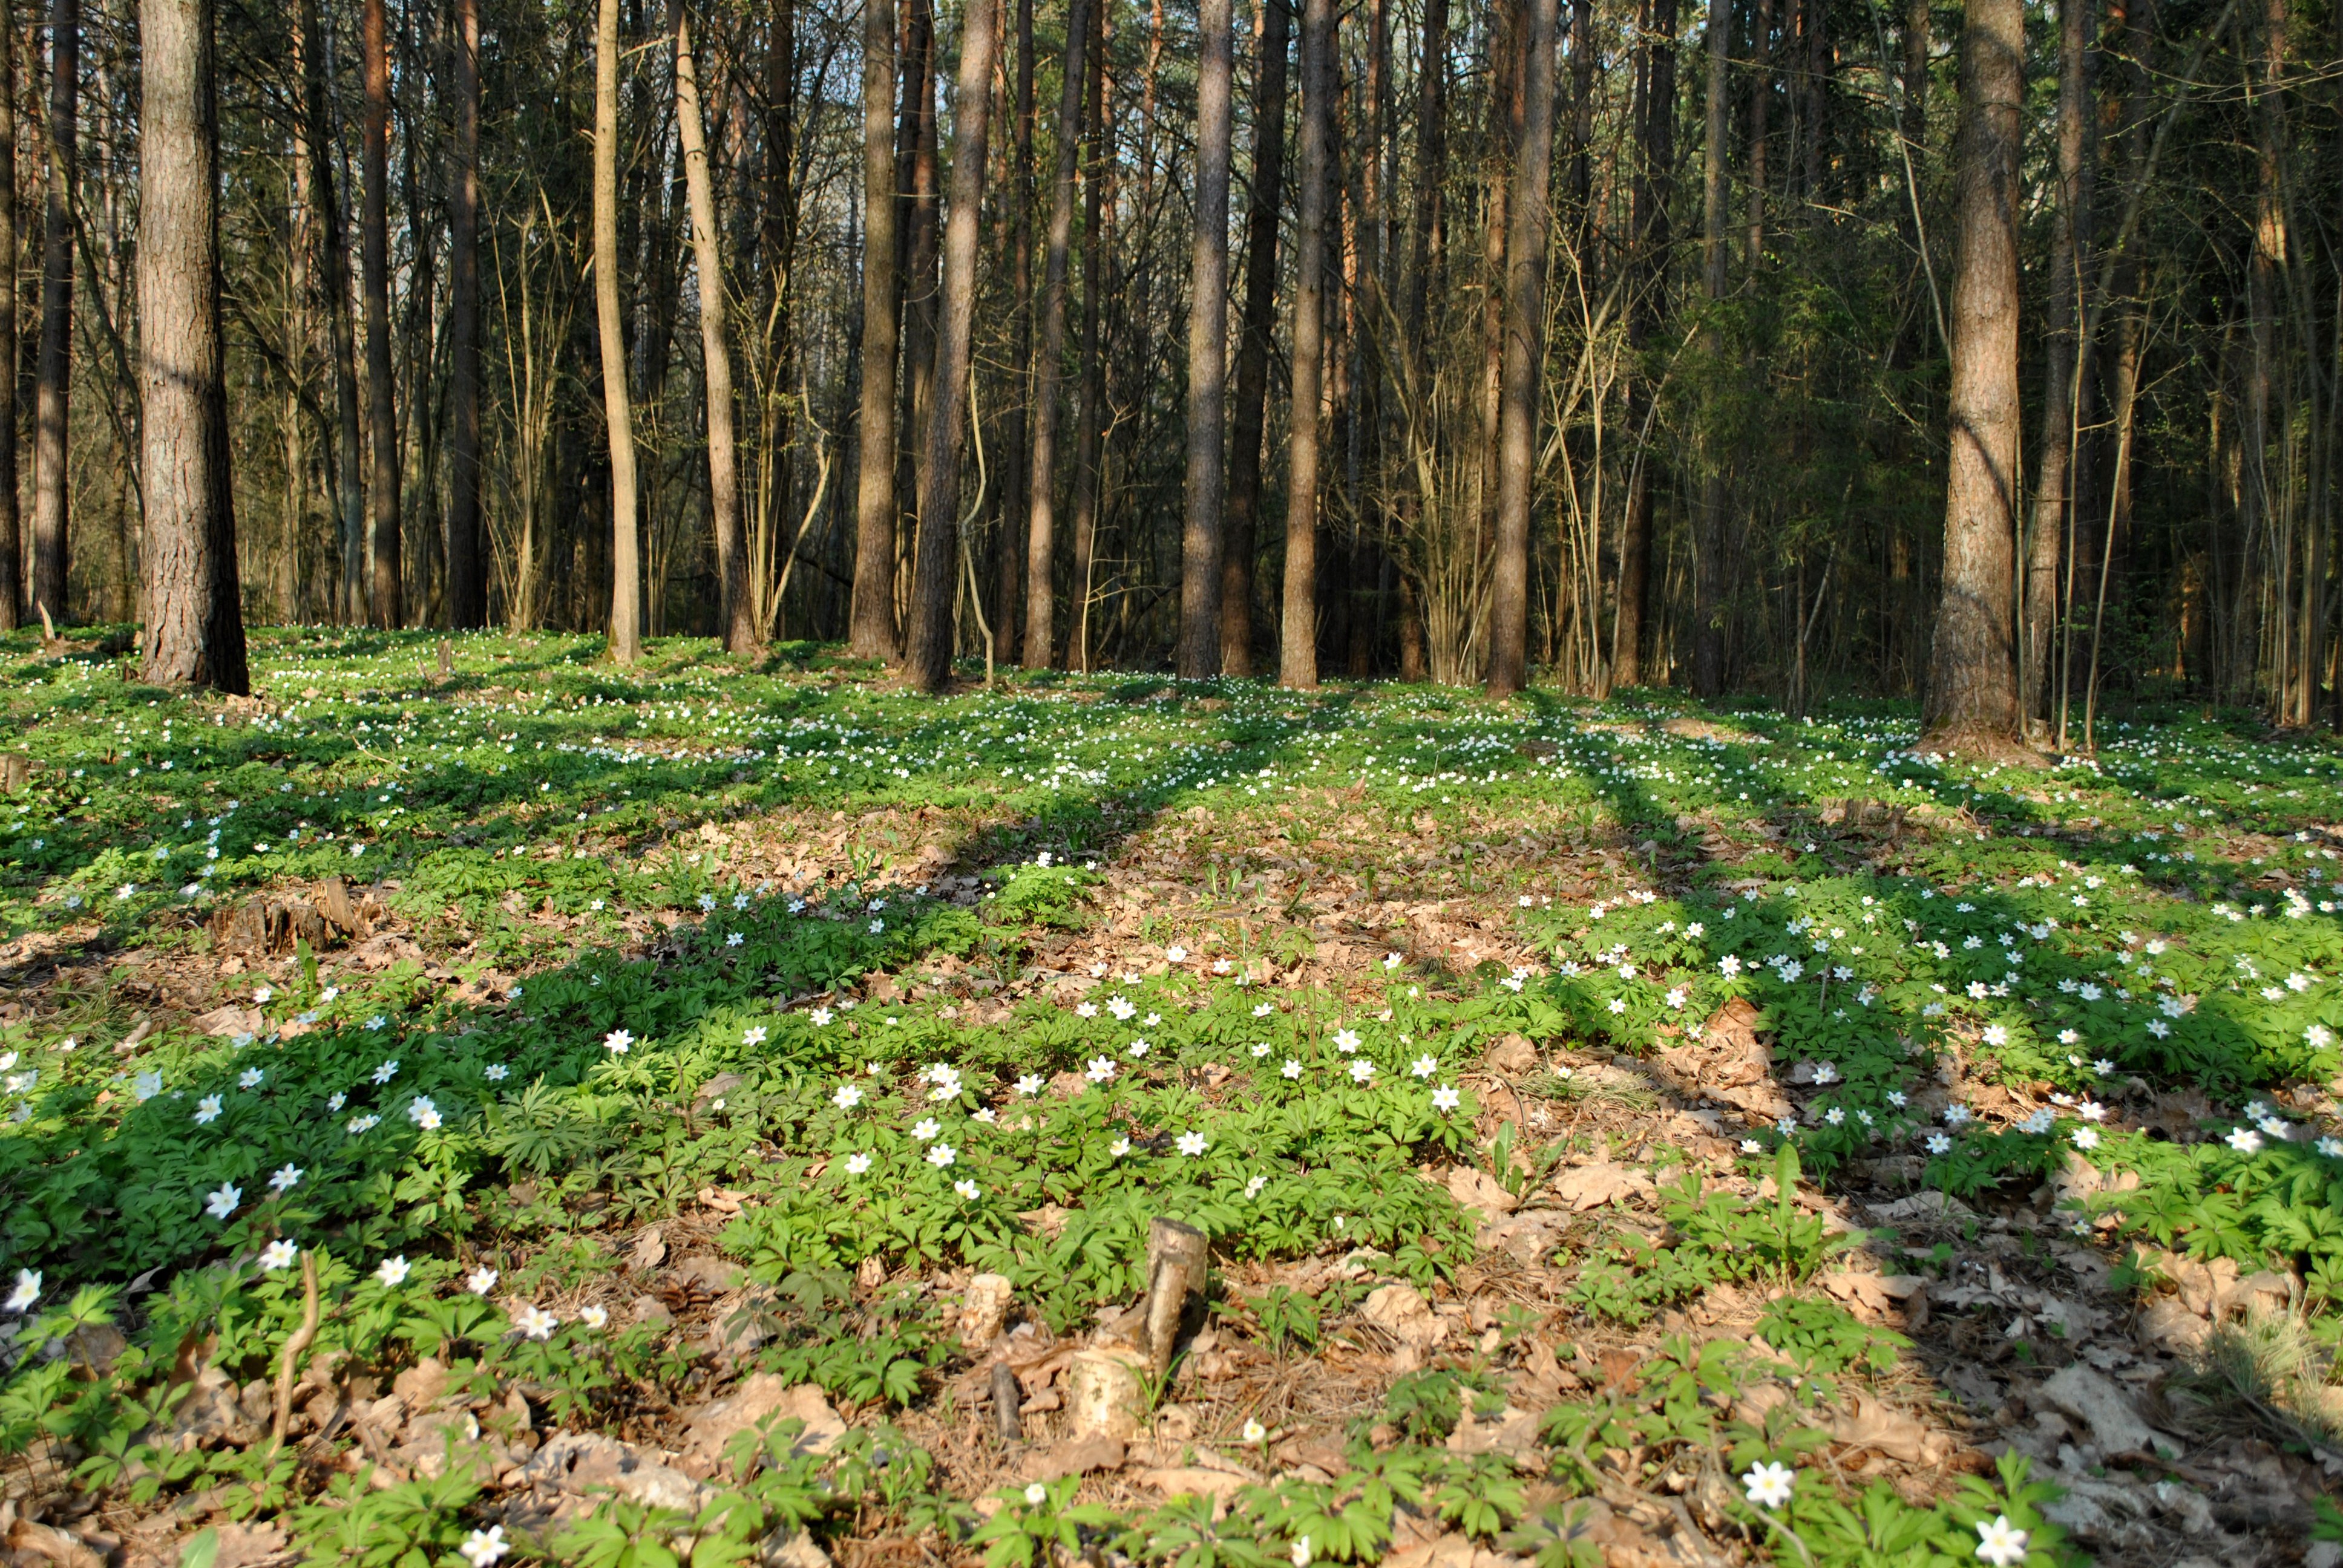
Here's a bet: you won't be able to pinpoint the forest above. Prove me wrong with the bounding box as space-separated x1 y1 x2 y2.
0 0 2338 739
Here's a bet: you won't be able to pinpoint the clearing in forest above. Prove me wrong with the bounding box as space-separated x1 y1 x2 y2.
1 629 2339 1568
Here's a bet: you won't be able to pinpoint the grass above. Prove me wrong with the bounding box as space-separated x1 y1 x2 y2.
0 625 2338 1564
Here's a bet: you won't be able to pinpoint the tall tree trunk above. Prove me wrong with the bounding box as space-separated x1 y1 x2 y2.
1176 0 1232 676
1221 0 1290 676
995 0 1033 655
676 3 757 655
1486 0 1556 697
2025 0 2094 721
298 0 364 627
1692 0 1728 694
2242 0 2284 713
137 0 244 690
361 0 400 626
903 0 999 691
595 0 640 662
850 0 900 658
445 0 483 627
1747 0 1771 263
1280 0 1333 688
1920 0 2024 743
1067 7 1107 670
899 0 939 547
30 0 73 624
1021 0 1089 667
1616 0 1675 686
0 0 16 630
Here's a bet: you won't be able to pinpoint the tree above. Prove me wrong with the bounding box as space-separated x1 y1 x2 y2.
850 0 900 661
1221 0 1291 676
1921 0 2024 744
2023 0 2094 719
1021 0 1090 668
1280 0 1334 690
362 0 401 627
299 0 365 627
31 0 74 626
445 0 485 627
595 0 642 663
137 0 246 691
1691 0 1728 695
1484 0 1557 698
1218 0 1293 675
1614 0 1675 687
902 0 1000 691
0 0 16 630
1176 0 1233 678
675 2 758 655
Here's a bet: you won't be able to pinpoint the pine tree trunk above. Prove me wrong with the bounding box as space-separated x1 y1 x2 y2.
1485 0 1556 697
361 0 401 626
1221 0 1290 677
595 0 641 662
1747 0 1771 263
0 0 18 631
1176 0 1232 677
1021 0 1089 668
675 5 758 655
445 0 483 627
1280 0 1334 689
902 0 999 691
850 0 901 659
899 0 939 544
1921 0 2024 744
1691 0 1729 695
136 0 245 691
30 0 73 626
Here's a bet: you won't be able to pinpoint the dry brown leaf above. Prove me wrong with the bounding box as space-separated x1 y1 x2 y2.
1550 1163 1654 1212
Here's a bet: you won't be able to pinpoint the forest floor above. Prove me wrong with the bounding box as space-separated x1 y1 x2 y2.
0 627 2339 1568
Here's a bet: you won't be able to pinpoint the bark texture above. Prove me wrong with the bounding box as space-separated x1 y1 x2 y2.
1022 0 1089 668
1485 0 1557 697
1219 0 1289 676
595 0 641 662
31 0 73 624
137 0 246 691
362 0 401 626
850 0 901 660
675 4 759 655
1176 0 1232 678
902 0 1000 692
445 0 485 627
1280 0 1334 690
1921 0 2025 743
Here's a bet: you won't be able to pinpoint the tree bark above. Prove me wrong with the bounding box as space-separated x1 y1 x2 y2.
297 0 365 627
1221 0 1291 676
1067 9 1107 670
2024 0 2094 720
675 4 758 655
1485 0 1556 697
445 0 483 627
899 0 939 545
1616 0 1675 687
902 0 999 691
360 0 400 626
595 0 641 662
994 0 1034 656
850 0 901 659
1692 0 1728 694
1280 0 1333 688
0 0 17 630
1747 0 1771 263
137 0 244 691
1921 0 2024 744
1176 0 1233 677
30 0 73 625
1021 0 1089 667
